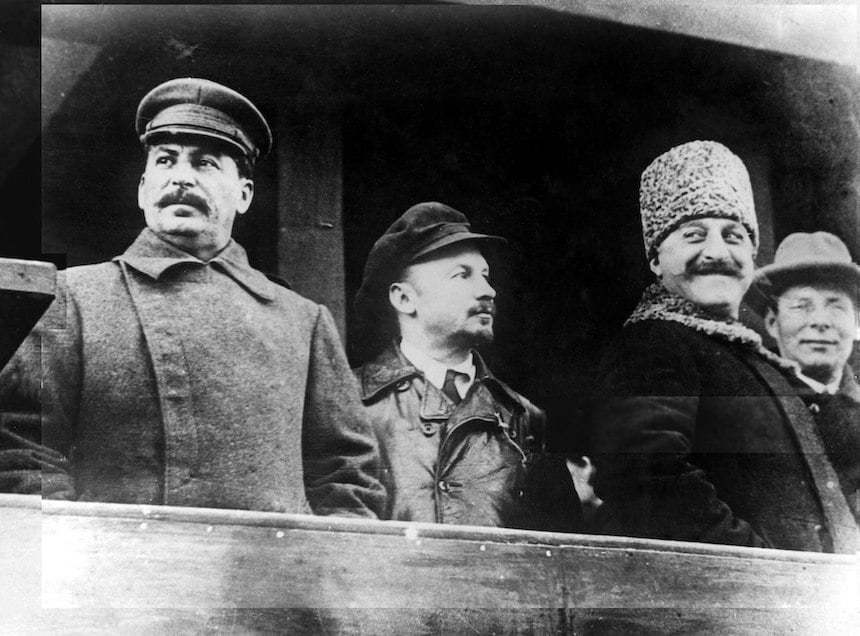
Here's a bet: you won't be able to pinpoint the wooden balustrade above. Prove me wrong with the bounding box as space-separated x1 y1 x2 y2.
1 494 857 634
0 257 56 369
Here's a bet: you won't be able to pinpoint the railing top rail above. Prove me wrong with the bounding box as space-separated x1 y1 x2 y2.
3 494 855 566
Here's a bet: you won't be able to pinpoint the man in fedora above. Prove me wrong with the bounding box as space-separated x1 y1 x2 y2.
352 201 581 530
0 78 385 518
754 231 860 520
590 140 858 553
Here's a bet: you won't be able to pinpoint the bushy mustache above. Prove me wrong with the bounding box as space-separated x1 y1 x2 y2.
688 260 742 277
157 189 209 213
468 301 496 317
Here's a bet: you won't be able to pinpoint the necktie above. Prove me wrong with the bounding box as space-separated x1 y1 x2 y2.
442 369 463 405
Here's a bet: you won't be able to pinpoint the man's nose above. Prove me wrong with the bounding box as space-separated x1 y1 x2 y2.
476 276 496 299
700 232 731 260
169 160 196 187
807 303 832 329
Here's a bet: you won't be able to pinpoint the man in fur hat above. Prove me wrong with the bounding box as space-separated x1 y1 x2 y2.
590 141 858 553
352 201 581 531
754 231 860 521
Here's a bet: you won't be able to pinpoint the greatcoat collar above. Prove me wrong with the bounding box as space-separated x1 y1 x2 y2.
113 228 277 302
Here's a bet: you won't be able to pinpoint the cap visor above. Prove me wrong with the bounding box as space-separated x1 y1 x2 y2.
412 232 507 261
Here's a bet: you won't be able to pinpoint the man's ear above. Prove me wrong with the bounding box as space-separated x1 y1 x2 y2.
236 179 254 216
648 255 661 277
137 175 146 211
764 307 779 341
388 281 417 316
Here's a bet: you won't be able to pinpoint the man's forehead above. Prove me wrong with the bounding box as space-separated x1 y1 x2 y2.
778 284 854 302
676 217 746 231
147 137 235 156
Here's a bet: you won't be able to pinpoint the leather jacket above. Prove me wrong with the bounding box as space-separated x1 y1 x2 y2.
355 344 581 531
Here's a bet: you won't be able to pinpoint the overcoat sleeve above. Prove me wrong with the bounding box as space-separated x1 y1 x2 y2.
516 399 584 533
301 305 387 519
0 274 79 498
590 322 766 547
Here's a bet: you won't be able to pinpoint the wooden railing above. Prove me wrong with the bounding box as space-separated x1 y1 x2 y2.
0 258 56 368
1 494 857 634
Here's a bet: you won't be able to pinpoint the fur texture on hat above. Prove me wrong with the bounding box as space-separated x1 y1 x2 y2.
639 140 758 259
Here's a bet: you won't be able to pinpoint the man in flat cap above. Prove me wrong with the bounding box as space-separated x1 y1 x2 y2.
754 231 860 520
589 140 858 553
0 78 385 518
352 202 580 530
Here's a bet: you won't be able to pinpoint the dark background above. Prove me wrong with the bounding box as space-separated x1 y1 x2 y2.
3 3 859 453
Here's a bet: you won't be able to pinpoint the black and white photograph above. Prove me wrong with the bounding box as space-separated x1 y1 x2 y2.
1 2 859 633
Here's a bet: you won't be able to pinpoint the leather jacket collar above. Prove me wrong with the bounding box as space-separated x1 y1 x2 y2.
357 342 525 422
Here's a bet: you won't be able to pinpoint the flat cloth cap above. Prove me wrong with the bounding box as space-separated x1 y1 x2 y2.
136 77 272 161
639 140 758 259
354 201 506 323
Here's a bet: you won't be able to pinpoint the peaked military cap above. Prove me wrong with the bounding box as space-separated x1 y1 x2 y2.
136 77 272 161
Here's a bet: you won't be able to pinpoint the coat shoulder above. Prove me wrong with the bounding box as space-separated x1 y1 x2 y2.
268 283 327 322
63 262 122 289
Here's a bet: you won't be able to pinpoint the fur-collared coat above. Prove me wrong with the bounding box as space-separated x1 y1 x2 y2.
0 229 386 518
591 283 859 553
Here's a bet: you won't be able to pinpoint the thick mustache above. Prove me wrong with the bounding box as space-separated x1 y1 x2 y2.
688 260 742 277
469 302 496 317
157 189 209 212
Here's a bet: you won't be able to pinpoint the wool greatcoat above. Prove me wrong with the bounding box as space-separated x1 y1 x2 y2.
590 283 859 553
355 344 582 531
0 229 386 518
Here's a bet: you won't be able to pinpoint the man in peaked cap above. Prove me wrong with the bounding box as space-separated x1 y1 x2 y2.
754 231 860 521
0 78 385 518
352 201 581 530
589 141 858 553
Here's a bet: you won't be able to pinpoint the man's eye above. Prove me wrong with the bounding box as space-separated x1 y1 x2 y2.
683 230 704 240
155 156 173 165
198 158 218 168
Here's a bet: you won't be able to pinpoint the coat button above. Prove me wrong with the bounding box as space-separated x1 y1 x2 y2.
808 403 820 414
826 480 836 490
814 524 823 532
438 480 449 493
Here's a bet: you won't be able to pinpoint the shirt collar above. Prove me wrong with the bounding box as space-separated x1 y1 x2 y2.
399 339 476 391
357 342 524 410
785 358 843 395
113 228 277 301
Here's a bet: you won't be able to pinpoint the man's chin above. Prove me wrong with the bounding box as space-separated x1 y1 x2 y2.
156 219 205 238
799 362 839 384
471 329 495 346
451 328 494 350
